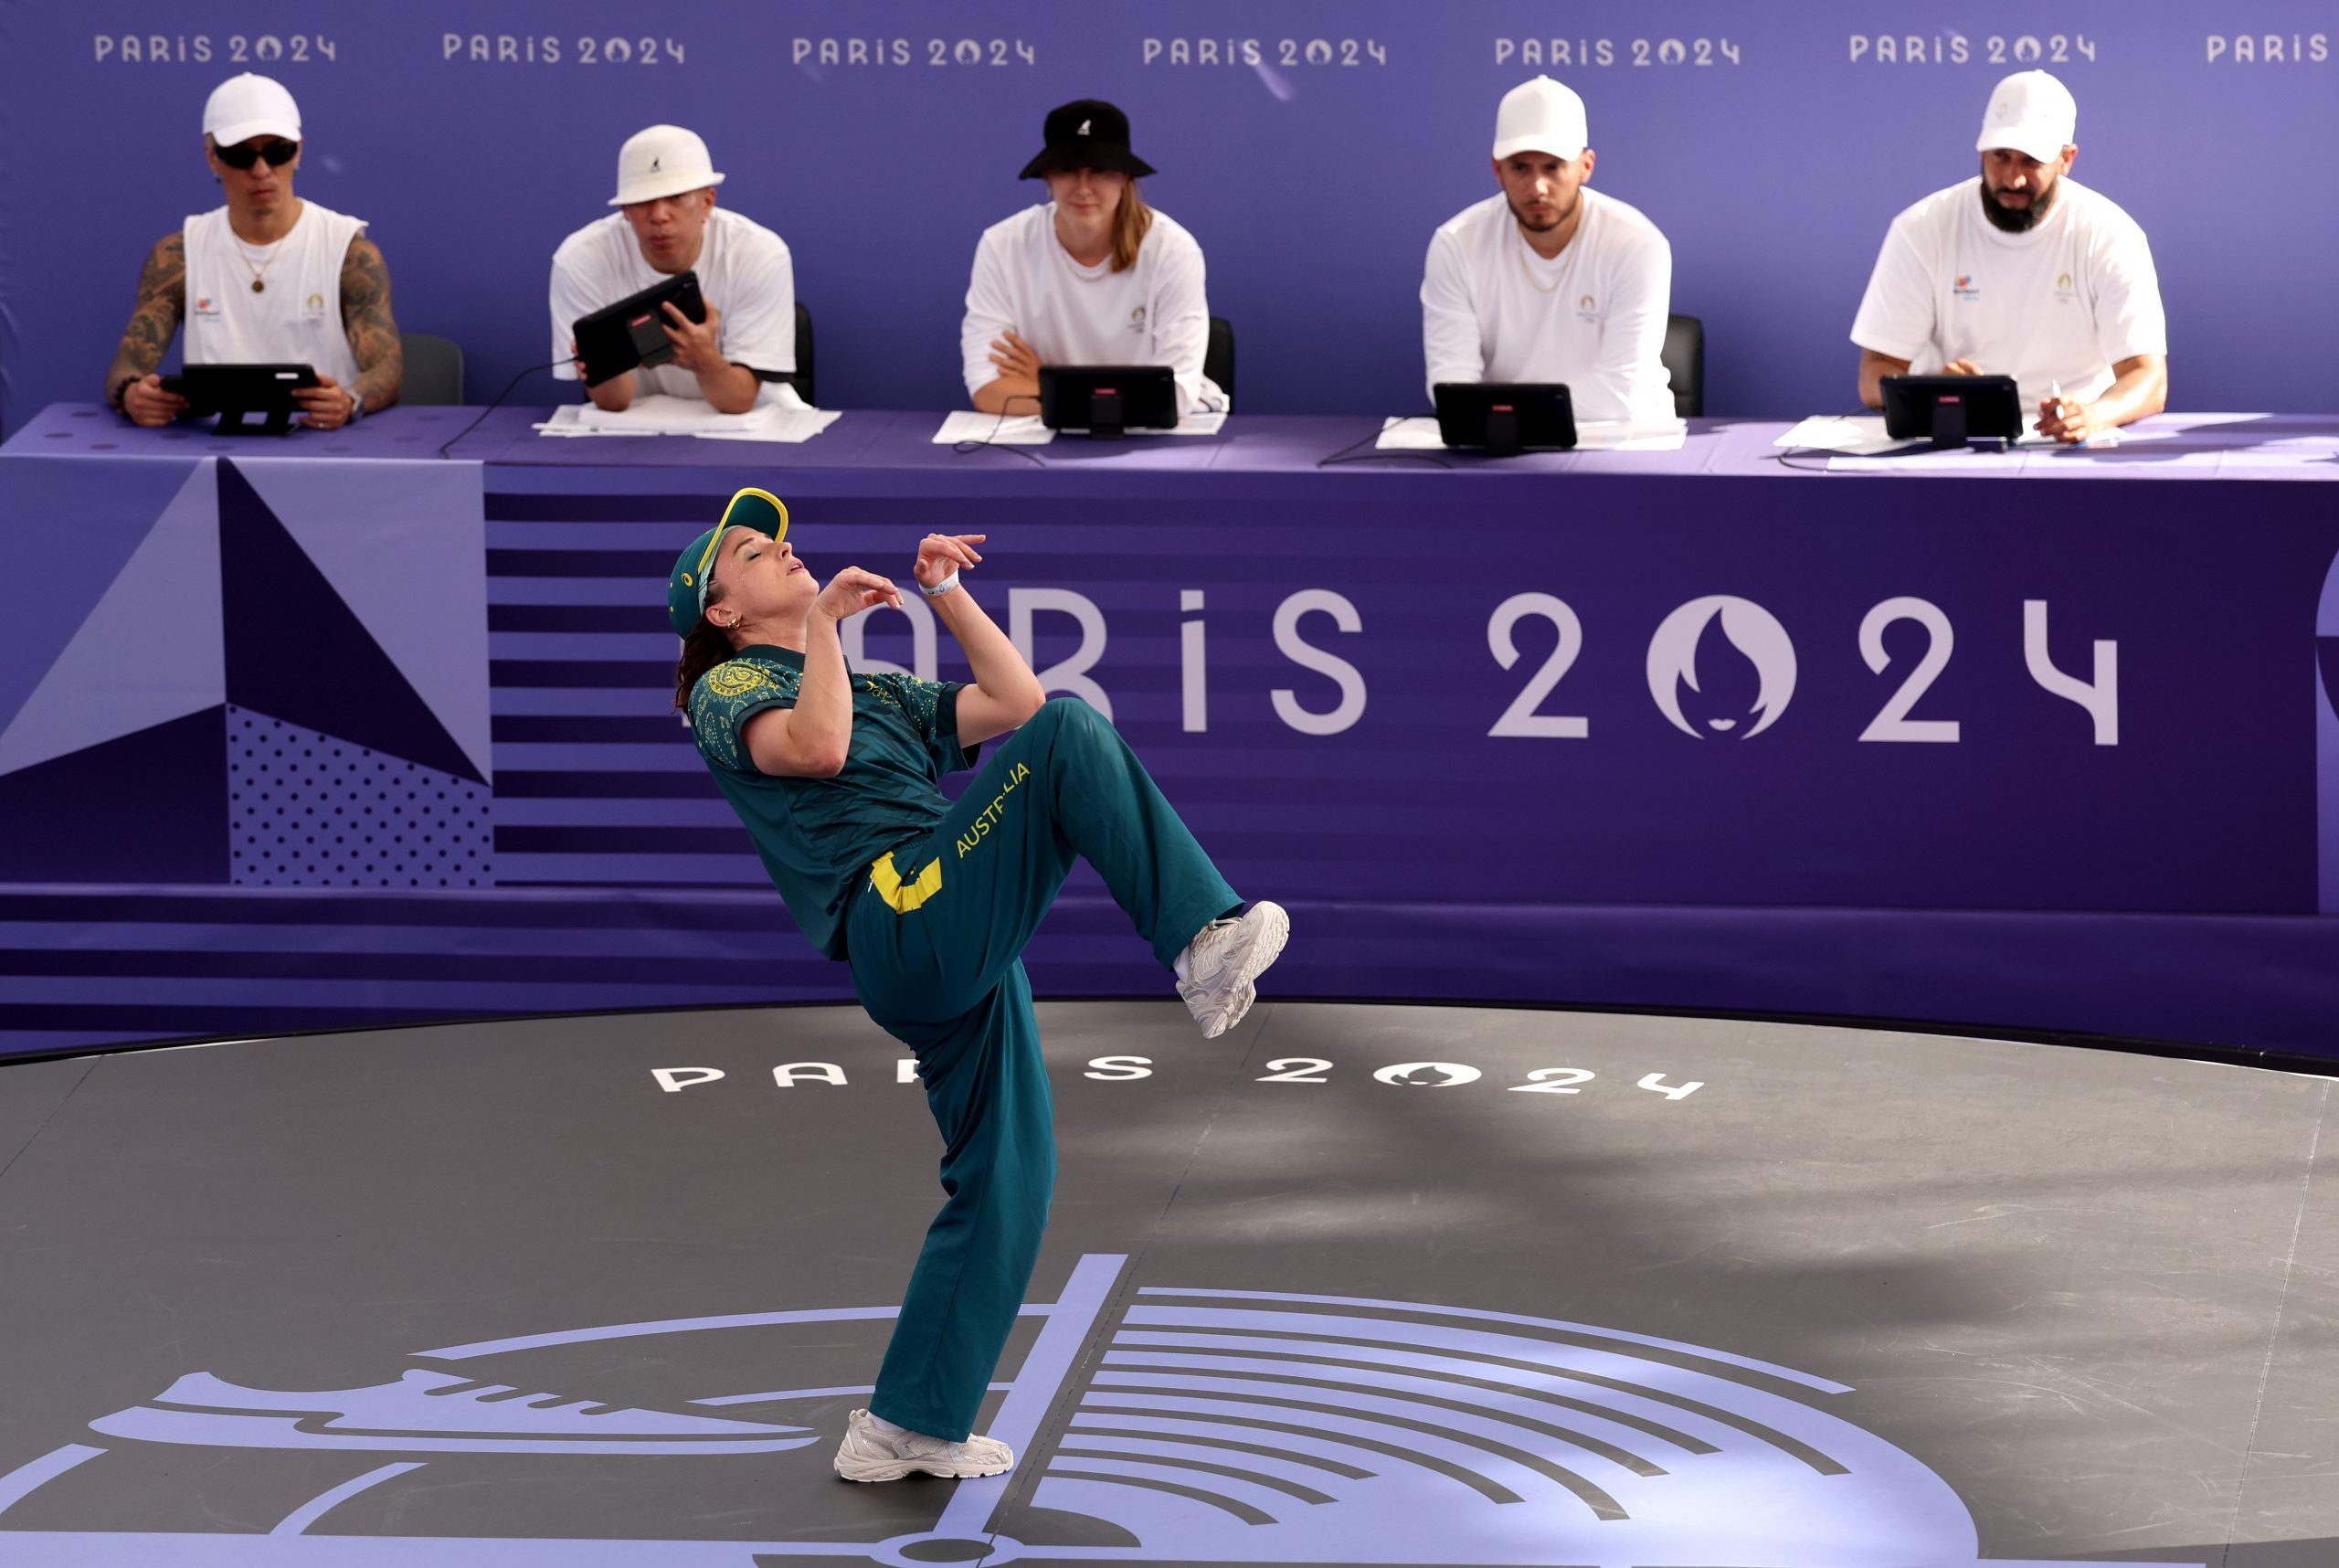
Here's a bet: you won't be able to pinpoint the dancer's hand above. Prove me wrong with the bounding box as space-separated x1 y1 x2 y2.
915 534 986 593
815 567 903 621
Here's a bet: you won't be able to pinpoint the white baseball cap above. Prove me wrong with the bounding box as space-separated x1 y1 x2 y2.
1975 70 2077 164
1492 76 1588 162
610 124 726 207
203 73 301 146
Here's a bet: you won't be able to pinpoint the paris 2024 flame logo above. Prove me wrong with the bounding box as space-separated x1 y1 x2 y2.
1646 596 1798 738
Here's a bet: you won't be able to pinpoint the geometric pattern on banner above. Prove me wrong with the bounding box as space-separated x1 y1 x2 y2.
216 460 485 785
236 458 492 781
0 460 224 779
0 706 228 883
228 705 493 888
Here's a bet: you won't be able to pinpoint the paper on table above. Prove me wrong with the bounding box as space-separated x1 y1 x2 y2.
1576 418 1688 451
1375 415 1687 452
534 386 841 442
935 411 1056 446
533 406 660 437
1775 414 1894 451
1375 417 1447 451
534 393 765 436
1826 432 2125 471
933 409 1227 443
1779 410 2081 459
934 408 1233 443
694 404 843 443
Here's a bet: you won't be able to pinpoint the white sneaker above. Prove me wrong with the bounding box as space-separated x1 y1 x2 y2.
1177 901 1290 1039
832 1408 1014 1483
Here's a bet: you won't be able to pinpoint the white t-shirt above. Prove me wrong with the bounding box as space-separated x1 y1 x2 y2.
549 207 796 399
1849 175 2167 408
960 203 1224 414
1421 188 1676 426
182 201 366 387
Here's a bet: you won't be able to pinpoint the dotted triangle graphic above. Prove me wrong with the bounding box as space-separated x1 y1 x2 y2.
228 706 493 888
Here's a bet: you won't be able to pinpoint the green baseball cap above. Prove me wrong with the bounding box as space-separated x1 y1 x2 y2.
667 487 789 636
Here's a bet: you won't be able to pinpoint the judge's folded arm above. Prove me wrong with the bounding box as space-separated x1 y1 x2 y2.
970 329 1042 415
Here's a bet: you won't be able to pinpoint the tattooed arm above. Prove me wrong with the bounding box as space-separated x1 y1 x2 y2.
340 235 402 411
107 233 190 426
291 233 404 428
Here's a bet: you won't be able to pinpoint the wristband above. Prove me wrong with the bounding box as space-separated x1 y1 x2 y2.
348 392 365 423
919 571 960 599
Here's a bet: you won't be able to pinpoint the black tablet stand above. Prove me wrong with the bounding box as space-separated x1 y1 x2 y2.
1927 391 1968 450
210 402 299 436
1484 403 1524 458
1086 386 1127 440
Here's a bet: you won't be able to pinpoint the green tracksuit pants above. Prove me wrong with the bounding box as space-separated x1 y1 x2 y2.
843 697 1241 1443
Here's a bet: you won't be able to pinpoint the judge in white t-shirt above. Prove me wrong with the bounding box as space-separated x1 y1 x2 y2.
1850 71 2167 443
106 73 402 430
550 125 797 414
1421 76 1675 427
963 100 1222 417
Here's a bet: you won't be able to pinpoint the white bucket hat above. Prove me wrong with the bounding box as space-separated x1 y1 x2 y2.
609 124 726 207
1975 70 2077 164
1492 76 1588 162
203 73 301 146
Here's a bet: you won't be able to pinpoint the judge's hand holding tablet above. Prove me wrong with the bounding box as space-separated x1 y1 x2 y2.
291 375 358 430
660 298 725 375
118 374 190 428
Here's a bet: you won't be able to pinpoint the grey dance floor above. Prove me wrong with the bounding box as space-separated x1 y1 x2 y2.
0 1001 2332 1567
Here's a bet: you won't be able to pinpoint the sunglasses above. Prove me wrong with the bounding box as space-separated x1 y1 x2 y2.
214 138 299 171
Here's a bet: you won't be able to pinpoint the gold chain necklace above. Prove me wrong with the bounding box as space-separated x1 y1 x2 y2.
1516 231 1564 294
233 233 283 294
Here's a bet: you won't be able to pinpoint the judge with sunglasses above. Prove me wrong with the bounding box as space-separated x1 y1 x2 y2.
106 73 402 429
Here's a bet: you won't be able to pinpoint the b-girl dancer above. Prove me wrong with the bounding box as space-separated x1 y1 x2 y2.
667 488 1286 1480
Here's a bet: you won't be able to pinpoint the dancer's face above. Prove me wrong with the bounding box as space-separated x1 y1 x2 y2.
708 526 815 631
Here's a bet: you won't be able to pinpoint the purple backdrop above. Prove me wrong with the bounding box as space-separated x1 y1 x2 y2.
3 2 2335 435
3 408 2337 1057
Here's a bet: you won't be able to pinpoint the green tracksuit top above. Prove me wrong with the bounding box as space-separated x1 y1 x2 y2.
688 645 977 959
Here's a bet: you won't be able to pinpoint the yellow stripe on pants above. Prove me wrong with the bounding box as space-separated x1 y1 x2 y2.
870 852 944 914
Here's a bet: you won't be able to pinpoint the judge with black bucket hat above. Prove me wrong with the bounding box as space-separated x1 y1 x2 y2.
961 99 1225 417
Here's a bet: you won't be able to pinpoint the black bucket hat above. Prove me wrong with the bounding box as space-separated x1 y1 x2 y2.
1017 99 1157 180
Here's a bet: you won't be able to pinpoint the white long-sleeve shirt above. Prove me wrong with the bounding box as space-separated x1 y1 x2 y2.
1420 188 1675 425
960 203 1224 414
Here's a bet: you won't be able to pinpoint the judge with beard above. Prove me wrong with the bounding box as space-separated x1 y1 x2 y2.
1850 70 2167 443
1419 75 1677 428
